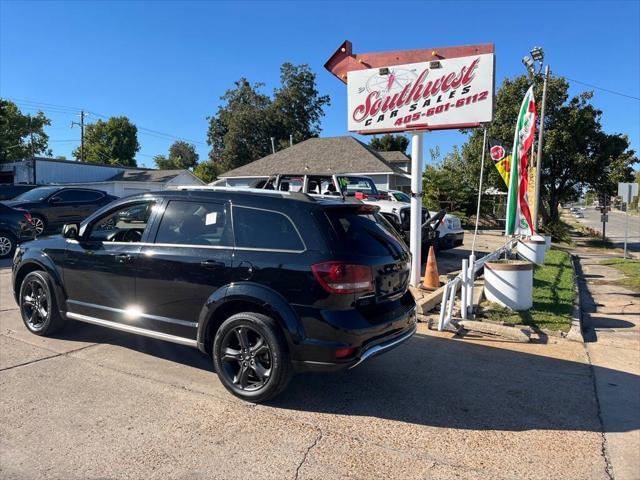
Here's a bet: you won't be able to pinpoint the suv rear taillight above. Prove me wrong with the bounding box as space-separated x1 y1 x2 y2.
311 262 374 294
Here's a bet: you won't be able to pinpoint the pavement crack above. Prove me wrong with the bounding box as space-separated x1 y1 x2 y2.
0 352 64 371
583 344 615 480
0 342 101 372
294 428 322 480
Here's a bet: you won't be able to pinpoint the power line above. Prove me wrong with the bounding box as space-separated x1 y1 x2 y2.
5 97 207 146
552 73 640 101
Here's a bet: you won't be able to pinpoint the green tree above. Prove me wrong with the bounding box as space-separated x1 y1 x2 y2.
269 63 330 150
74 116 139 166
207 63 330 172
369 134 409 153
207 79 272 172
154 141 199 170
193 160 219 183
458 75 637 223
0 99 51 162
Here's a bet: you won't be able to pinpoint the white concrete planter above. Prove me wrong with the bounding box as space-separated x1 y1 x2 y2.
517 236 547 264
484 260 533 311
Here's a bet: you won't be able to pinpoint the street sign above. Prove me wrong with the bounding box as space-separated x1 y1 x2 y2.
601 214 608 223
618 182 639 203
347 53 495 134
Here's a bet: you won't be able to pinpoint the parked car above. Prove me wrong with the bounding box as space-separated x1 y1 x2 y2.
0 203 35 258
0 184 37 201
379 190 465 250
574 211 585 219
2 186 117 236
12 187 417 402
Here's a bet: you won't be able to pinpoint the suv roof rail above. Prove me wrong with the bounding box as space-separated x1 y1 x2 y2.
170 185 315 202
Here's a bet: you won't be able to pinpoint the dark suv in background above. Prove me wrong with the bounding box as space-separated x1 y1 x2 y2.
2 186 117 236
0 203 34 258
12 188 417 402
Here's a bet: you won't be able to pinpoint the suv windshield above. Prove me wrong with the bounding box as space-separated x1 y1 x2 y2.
337 176 379 196
391 191 410 203
13 186 60 202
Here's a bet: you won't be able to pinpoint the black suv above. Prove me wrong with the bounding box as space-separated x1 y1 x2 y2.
3 186 117 236
0 203 34 258
12 188 417 402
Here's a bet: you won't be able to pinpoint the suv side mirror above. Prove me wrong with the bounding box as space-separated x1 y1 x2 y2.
49 196 61 204
62 223 79 239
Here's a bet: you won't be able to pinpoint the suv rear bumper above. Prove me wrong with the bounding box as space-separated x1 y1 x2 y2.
291 300 417 373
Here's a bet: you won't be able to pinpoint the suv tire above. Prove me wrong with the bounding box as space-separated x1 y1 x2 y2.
19 271 66 336
213 312 292 403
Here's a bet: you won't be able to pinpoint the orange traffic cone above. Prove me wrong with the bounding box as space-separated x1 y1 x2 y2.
422 246 440 290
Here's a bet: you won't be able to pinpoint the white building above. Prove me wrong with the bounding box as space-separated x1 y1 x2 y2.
0 157 204 197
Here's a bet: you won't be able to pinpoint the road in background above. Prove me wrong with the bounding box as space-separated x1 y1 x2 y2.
575 208 640 252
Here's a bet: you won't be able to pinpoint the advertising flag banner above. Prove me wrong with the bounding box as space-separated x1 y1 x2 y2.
488 139 511 187
505 86 537 236
347 53 495 134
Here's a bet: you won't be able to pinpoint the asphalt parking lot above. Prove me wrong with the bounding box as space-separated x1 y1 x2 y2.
0 242 626 480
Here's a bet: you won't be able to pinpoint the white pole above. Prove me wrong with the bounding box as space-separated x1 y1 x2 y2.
467 253 476 317
461 259 468 320
624 184 630 259
409 131 425 286
471 128 488 256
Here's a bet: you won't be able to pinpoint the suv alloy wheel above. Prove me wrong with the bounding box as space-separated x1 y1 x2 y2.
213 312 292 402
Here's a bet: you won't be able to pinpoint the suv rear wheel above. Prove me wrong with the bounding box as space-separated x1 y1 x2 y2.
212 312 292 402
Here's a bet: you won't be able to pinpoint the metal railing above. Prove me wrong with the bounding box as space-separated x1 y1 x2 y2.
438 237 518 331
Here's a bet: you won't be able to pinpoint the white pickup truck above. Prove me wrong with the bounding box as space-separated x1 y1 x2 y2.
254 174 463 250
379 190 465 250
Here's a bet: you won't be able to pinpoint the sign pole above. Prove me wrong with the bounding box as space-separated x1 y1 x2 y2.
410 131 424 287
471 128 488 256
533 65 549 231
624 183 630 259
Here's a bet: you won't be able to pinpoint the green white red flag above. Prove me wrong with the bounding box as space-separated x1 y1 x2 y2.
505 85 536 236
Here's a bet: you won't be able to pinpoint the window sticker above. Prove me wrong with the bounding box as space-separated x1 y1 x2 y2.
205 212 218 225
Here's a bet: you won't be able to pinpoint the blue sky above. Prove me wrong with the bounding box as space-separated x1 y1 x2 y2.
1 0 639 169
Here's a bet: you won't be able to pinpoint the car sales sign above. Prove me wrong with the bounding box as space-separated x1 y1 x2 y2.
347 53 495 134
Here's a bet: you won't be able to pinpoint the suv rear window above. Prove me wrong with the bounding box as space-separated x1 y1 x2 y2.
324 207 406 257
233 206 304 251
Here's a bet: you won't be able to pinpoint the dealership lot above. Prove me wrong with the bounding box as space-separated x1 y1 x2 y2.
0 248 619 480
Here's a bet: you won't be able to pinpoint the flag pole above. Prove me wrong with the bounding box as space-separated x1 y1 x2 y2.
471 128 488 256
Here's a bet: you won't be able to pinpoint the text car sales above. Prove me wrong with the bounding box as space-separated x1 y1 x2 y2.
351 58 488 127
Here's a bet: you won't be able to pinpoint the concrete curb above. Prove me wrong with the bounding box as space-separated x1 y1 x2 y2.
566 254 585 343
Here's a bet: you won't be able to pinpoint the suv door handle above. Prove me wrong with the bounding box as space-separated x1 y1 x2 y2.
115 254 134 263
200 259 224 269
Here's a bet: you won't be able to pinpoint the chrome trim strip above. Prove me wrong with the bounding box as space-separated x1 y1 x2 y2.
349 324 416 369
67 240 302 254
67 300 198 328
66 312 198 347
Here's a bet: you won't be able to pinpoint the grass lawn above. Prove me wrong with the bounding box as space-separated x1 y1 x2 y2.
599 257 640 291
480 250 576 333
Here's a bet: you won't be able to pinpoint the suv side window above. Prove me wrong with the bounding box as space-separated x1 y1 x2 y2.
155 200 231 247
88 201 155 243
51 189 84 202
74 190 104 202
233 206 304 251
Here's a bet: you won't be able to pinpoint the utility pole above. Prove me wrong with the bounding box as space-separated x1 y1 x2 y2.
30 123 37 184
71 110 86 162
270 137 276 154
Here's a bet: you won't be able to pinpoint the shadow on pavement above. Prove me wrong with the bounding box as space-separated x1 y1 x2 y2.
48 321 639 435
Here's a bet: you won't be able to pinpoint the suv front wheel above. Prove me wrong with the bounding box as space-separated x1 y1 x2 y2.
212 312 292 402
